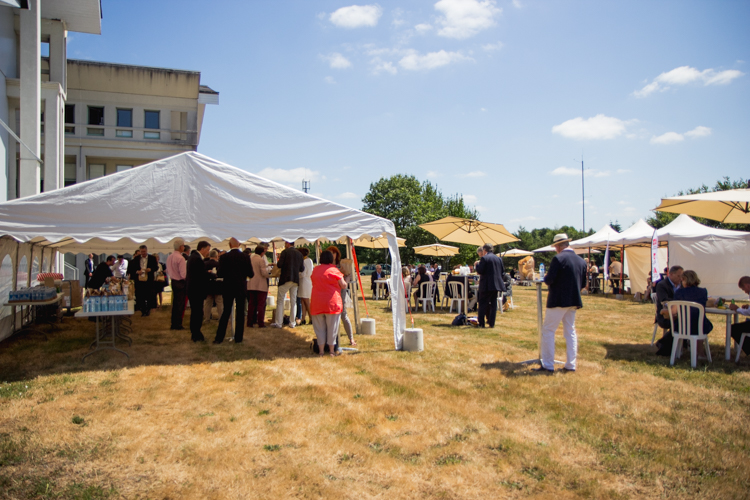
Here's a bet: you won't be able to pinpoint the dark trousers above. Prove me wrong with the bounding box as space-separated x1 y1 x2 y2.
188 292 206 341
134 280 154 313
216 289 246 343
731 319 750 355
170 280 187 328
477 290 499 328
247 290 268 327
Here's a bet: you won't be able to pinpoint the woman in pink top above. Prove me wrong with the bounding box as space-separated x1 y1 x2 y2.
247 245 271 328
310 251 348 356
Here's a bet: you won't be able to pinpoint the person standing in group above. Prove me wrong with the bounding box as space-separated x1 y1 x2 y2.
247 245 270 328
536 233 588 373
270 241 304 329
129 245 158 317
729 276 750 360
187 241 211 342
111 255 128 278
214 238 253 344
310 250 347 356
608 258 623 294
153 253 168 308
84 253 95 288
297 247 314 325
167 239 188 329
88 255 115 290
203 249 223 322
325 246 356 347
475 243 506 328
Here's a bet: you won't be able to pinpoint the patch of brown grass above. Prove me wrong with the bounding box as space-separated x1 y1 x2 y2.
0 288 749 499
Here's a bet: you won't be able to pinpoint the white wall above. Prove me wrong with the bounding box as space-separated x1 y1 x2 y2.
0 6 18 203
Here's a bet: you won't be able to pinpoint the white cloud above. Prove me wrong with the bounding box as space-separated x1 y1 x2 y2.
391 8 405 27
371 58 398 75
324 76 336 84
463 194 478 203
633 65 744 97
684 125 712 138
512 0 522 7
321 52 352 69
399 49 473 70
337 192 360 199
466 170 486 177
415 23 433 33
257 167 320 188
551 166 611 177
551 114 632 140
482 41 504 52
480 107 487 112
330 5 383 28
616 169 632 174
434 0 501 39
650 132 684 145
426 170 443 178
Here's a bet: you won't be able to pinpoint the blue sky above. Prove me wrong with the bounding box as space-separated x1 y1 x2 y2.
69 0 749 233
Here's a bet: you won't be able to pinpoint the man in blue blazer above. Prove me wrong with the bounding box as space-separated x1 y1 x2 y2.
537 234 587 373
475 243 506 328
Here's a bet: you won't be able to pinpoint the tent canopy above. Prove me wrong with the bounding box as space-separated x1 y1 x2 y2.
0 152 397 254
0 152 408 347
569 224 620 249
609 219 659 247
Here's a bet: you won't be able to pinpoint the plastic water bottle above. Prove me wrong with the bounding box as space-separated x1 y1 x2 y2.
539 264 545 279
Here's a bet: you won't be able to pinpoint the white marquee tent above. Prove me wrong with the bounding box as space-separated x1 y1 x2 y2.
0 152 407 345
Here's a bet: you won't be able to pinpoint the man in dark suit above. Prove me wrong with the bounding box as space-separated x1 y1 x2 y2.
84 254 95 288
214 238 254 344
88 255 115 290
370 265 388 299
128 245 158 316
654 265 684 331
475 243 506 328
537 234 588 373
270 241 305 329
187 241 211 342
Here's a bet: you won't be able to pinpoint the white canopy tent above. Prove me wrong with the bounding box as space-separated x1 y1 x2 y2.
609 219 668 295
532 245 600 255
569 224 620 249
0 152 407 346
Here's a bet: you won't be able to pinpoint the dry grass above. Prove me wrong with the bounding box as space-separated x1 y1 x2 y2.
1 288 749 499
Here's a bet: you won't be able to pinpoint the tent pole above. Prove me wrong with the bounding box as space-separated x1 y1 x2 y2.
346 238 360 335
622 245 626 294
12 241 18 334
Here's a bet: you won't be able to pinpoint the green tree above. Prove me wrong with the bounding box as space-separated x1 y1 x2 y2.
361 175 479 266
646 176 749 231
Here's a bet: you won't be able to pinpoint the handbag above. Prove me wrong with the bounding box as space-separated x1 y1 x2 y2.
270 265 282 278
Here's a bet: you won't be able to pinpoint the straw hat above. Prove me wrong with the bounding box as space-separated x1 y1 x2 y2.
551 233 572 245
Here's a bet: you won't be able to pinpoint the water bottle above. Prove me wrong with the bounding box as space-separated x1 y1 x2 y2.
539 264 545 279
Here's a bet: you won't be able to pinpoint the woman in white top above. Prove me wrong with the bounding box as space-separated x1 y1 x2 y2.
297 247 314 325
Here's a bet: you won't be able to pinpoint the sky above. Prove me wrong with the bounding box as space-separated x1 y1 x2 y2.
68 0 750 234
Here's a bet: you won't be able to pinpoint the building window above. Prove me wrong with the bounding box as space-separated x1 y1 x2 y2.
116 165 132 173
89 164 105 180
65 104 75 135
116 108 133 137
144 110 160 139
87 106 104 136
64 162 77 187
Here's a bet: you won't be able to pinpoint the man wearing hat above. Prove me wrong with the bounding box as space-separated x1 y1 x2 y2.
536 233 588 373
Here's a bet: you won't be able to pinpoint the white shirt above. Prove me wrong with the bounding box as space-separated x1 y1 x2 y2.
112 258 128 278
739 293 750 316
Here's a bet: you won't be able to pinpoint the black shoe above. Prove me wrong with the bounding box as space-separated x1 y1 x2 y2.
532 367 554 373
212 340 222 344
234 340 243 344
141 310 150 317
562 367 576 373
170 326 184 330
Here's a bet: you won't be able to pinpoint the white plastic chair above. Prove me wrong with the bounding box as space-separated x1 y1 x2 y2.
448 281 465 314
666 300 712 368
416 281 436 313
735 331 749 363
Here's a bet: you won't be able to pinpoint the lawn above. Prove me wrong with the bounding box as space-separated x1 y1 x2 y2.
1 287 749 499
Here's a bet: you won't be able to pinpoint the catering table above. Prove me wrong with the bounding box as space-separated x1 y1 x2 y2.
373 279 390 300
4 293 64 339
705 308 740 361
75 300 134 361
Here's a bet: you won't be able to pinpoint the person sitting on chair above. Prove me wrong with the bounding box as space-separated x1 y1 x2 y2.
663 270 713 358
371 265 388 299
730 276 750 360
653 265 683 355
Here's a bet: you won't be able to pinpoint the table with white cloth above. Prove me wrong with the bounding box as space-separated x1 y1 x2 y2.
705 307 740 361
374 279 390 300
75 300 134 361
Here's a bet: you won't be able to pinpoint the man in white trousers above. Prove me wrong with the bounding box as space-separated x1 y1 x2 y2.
535 233 588 373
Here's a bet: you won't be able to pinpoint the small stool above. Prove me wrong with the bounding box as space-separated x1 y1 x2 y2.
361 318 376 335
403 328 423 352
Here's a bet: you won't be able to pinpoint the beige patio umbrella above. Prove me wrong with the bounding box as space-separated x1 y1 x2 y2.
419 216 520 246
654 188 750 224
353 234 406 249
501 248 534 257
413 243 460 257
